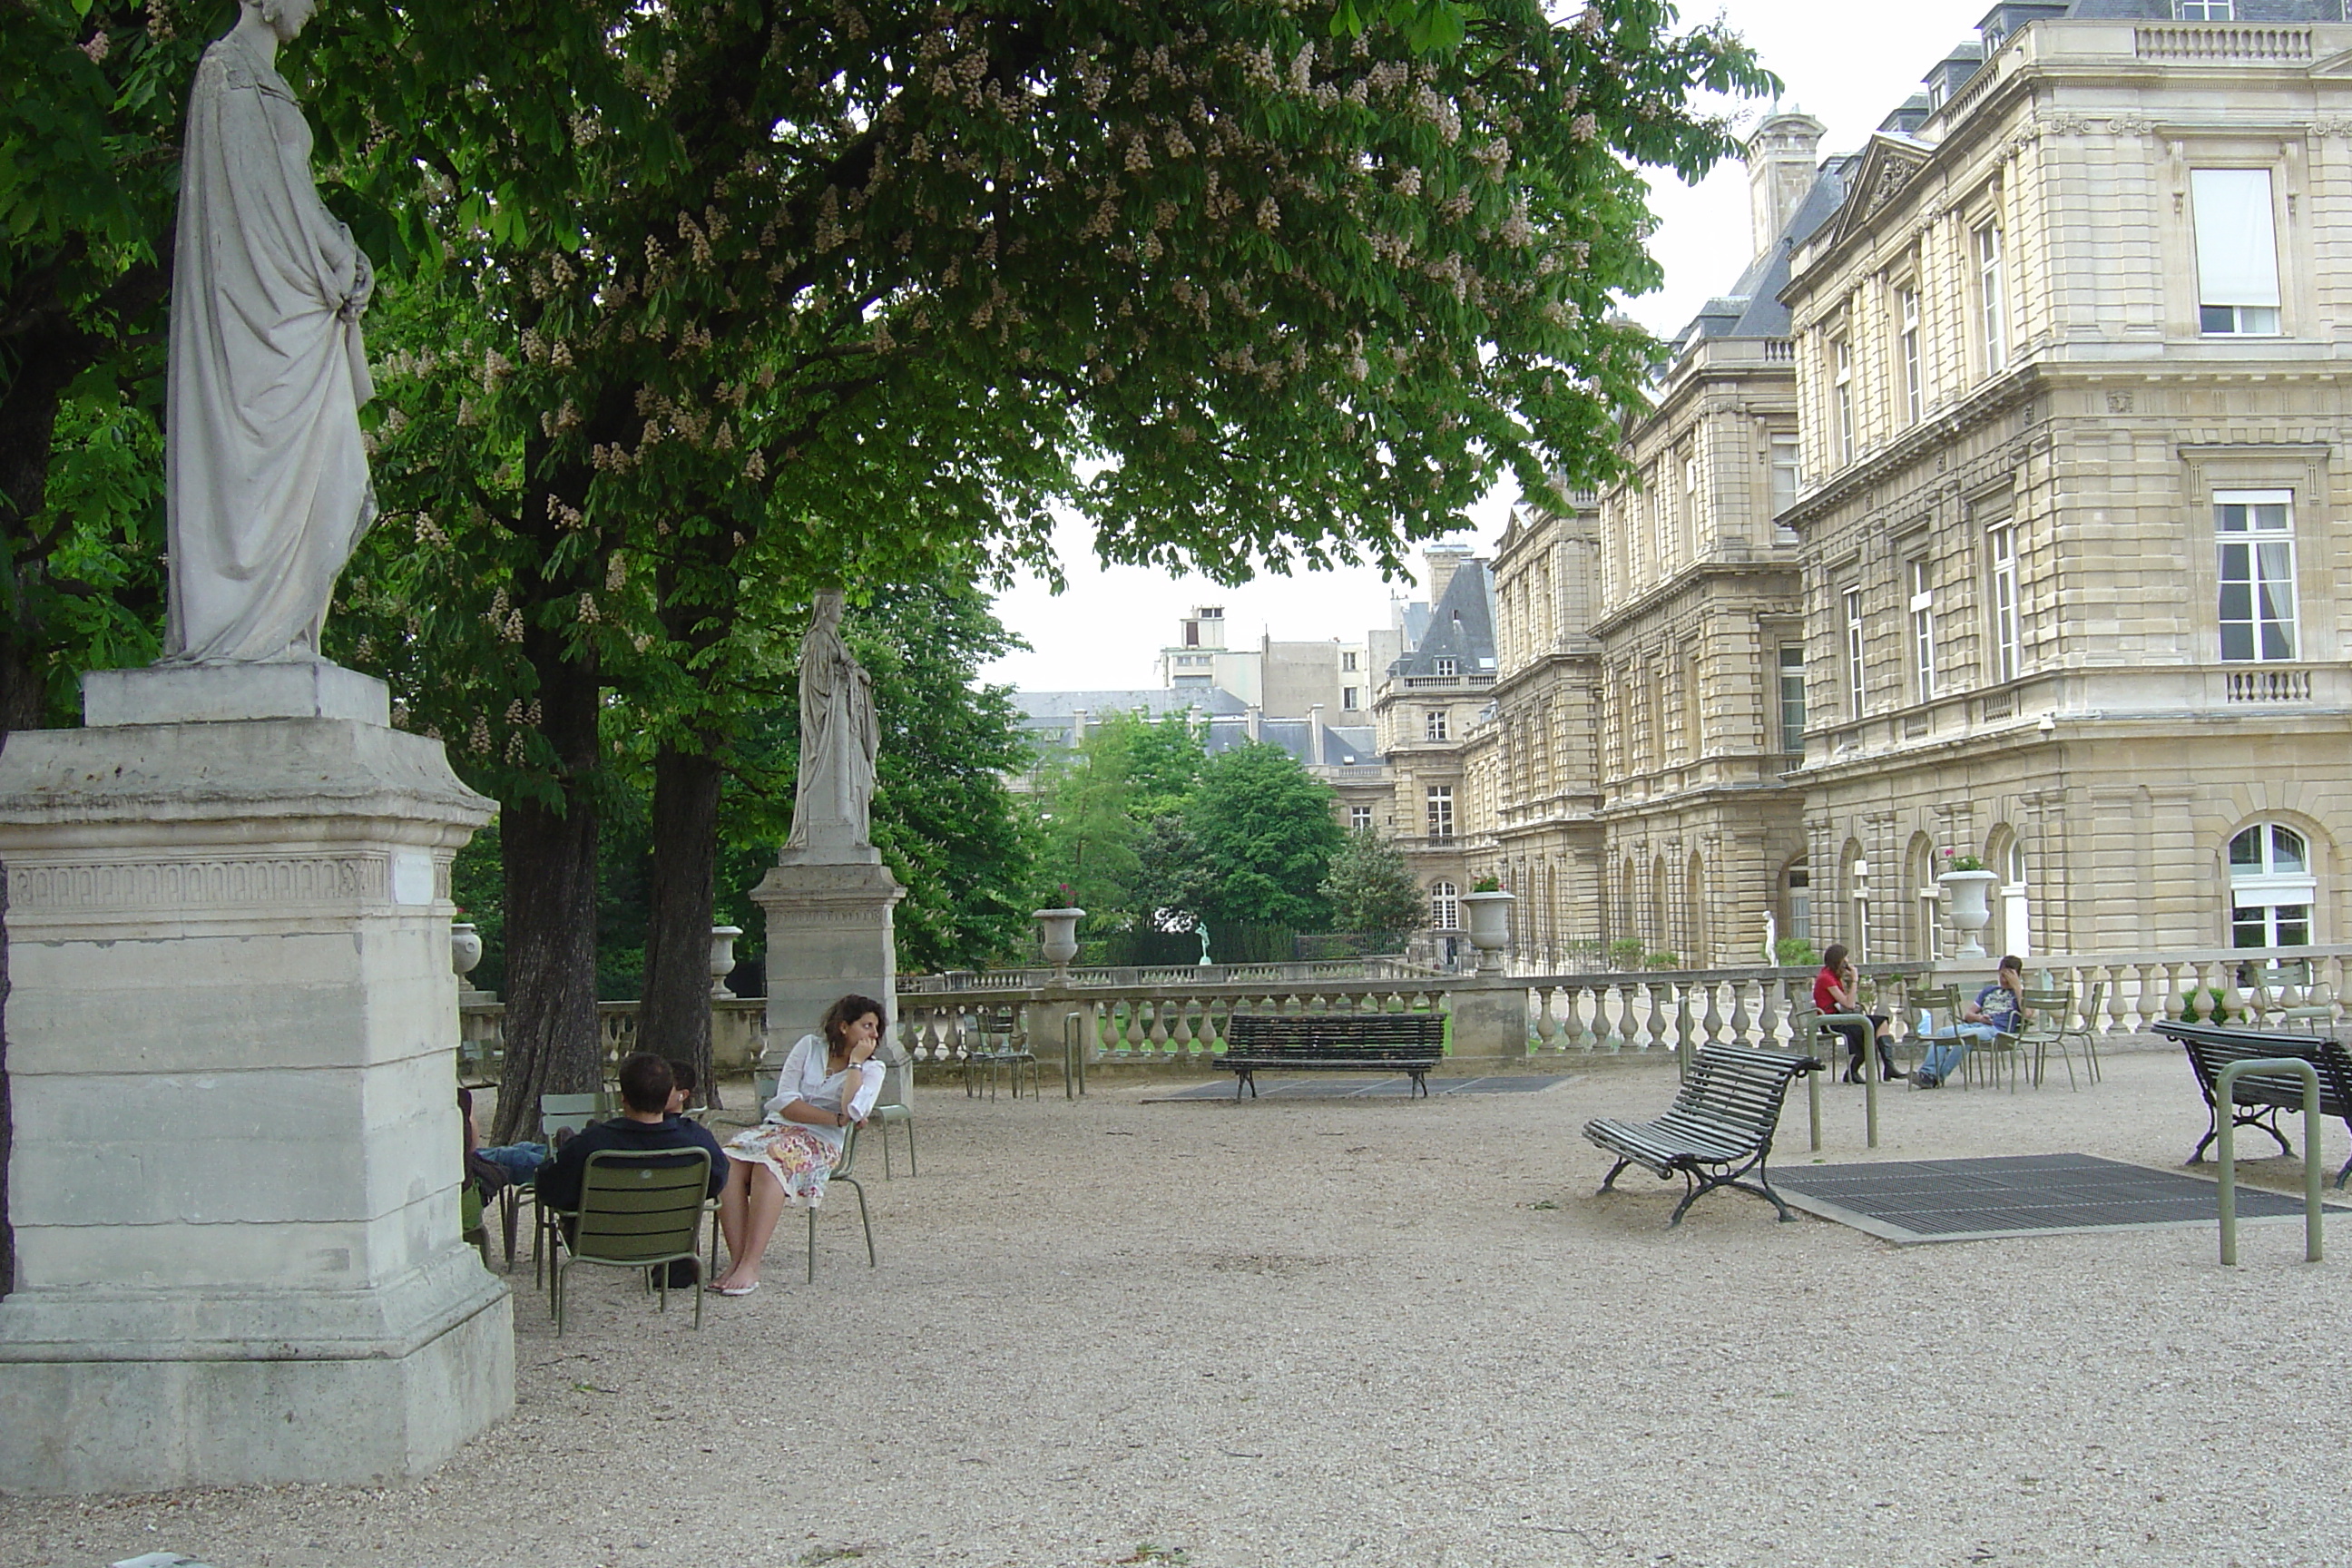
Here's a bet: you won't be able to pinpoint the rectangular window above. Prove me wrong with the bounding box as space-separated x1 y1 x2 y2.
1908 559 1936 702
1342 651 1358 671
1843 586 1866 717
1342 685 1359 710
1349 805 1373 832
1898 286 1923 424
1779 645 1806 755
2178 1 2233 17
1989 524 2021 683
2217 490 2297 662
1975 223 2006 372
1426 786 1454 840
1832 338 1856 464
2191 169 2281 336
1769 432 1801 542
1432 656 1457 679
1681 452 1699 529
1650 471 1671 568
1426 708 1449 741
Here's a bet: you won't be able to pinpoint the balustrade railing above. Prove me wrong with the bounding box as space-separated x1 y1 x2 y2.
454 944 2348 1083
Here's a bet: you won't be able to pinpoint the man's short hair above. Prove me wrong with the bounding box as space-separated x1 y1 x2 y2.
1997 955 2024 974
667 1057 698 1098
617 1052 674 1114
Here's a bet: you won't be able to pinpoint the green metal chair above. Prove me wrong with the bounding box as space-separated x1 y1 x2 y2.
2061 978 2106 1083
1911 984 1974 1086
546 1149 711 1336
529 1092 614 1287
962 1007 1037 1101
2017 987 2078 1089
808 1122 877 1283
863 1039 916 1178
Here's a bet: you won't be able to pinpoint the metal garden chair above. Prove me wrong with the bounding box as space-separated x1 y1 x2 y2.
546 1148 711 1336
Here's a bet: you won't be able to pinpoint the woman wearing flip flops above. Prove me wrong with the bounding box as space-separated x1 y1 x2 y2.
709 993 887 1295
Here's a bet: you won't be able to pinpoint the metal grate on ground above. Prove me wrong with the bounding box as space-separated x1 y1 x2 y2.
1772 1151 2349 1246
1142 1074 1574 1102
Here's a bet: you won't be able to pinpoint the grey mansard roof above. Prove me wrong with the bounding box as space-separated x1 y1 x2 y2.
1388 559 1495 681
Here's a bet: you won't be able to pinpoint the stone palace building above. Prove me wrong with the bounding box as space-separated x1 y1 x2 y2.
1455 0 2352 969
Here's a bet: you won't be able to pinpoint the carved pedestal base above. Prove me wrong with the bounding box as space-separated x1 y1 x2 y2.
750 858 907 1102
0 666 511 1493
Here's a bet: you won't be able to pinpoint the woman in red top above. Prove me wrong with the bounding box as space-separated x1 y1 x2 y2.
1813 943 1896 1083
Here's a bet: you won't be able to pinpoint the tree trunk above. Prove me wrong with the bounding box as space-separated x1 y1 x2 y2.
640 743 723 1108
487 638 604 1147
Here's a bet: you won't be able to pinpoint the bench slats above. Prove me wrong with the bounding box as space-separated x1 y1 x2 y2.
1223 1013 1446 1099
2154 1019 2352 1187
1582 1044 1821 1226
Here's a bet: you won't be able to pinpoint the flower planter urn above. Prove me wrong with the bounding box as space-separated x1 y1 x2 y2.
1460 890 1515 974
1937 869 1999 958
1034 906 1084 975
709 925 743 998
449 921 484 978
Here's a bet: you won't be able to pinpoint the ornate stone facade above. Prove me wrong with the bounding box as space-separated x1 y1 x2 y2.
1781 10 2352 963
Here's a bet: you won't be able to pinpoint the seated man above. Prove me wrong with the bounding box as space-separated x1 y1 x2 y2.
536 1053 729 1285
1913 955 2029 1088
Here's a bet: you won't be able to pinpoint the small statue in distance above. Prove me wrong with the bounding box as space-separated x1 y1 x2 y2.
164 0 377 665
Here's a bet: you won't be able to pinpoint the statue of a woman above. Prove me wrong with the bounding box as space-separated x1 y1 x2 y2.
164 0 376 664
784 593 880 862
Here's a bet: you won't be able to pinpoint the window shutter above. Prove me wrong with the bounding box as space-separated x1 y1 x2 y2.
2190 169 2281 309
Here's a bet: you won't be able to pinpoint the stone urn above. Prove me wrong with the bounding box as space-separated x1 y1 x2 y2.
709 925 743 997
1034 906 1084 975
1460 890 1515 974
449 921 483 978
1937 869 1999 958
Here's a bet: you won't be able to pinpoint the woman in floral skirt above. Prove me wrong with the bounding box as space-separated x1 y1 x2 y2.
709 992 887 1295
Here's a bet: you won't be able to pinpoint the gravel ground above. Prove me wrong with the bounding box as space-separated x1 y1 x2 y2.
7 1041 2352 1568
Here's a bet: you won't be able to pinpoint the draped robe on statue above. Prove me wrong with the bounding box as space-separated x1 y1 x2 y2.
784 593 879 862
164 30 376 663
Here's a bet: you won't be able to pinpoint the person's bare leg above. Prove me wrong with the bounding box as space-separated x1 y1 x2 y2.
716 1159 754 1269
714 1164 787 1289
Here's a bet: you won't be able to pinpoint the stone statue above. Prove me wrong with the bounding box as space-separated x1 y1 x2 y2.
164 0 376 665
784 592 879 861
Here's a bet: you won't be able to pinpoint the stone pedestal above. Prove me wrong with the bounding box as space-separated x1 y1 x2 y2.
750 856 907 1104
0 664 512 1494
1444 976 1534 1072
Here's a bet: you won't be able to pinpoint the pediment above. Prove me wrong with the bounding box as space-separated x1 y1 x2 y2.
1827 134 1935 249
2308 46 2352 77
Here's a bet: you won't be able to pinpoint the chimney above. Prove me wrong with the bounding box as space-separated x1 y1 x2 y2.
1308 704 1327 765
1744 111 1827 258
1424 544 1471 608
1246 705 1262 742
1070 707 1088 744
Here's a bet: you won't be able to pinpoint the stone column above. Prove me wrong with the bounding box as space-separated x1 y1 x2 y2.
750 851 907 1104
0 663 511 1493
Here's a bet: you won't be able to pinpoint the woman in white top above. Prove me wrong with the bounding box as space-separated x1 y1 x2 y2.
710 993 887 1295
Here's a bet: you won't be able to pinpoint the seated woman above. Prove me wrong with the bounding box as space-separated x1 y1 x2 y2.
1914 956 2028 1089
709 993 888 1296
1814 943 1896 1083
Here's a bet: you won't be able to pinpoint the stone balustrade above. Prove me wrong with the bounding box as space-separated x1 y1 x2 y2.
449 944 2348 1084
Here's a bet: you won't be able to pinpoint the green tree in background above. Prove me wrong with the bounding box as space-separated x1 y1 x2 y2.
1033 730 1142 928
1320 828 1426 947
1187 742 1346 933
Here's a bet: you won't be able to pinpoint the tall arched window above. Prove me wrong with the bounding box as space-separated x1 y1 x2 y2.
2230 824 2314 948
1429 880 1461 932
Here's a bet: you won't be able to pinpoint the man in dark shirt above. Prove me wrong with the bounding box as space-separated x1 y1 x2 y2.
536 1054 727 1286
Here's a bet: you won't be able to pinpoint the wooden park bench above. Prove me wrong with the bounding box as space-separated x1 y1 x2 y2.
2153 1019 2352 1188
1583 1043 1822 1226
1221 1013 1447 1100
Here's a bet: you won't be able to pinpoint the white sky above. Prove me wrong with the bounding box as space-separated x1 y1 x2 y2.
980 0 1994 693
